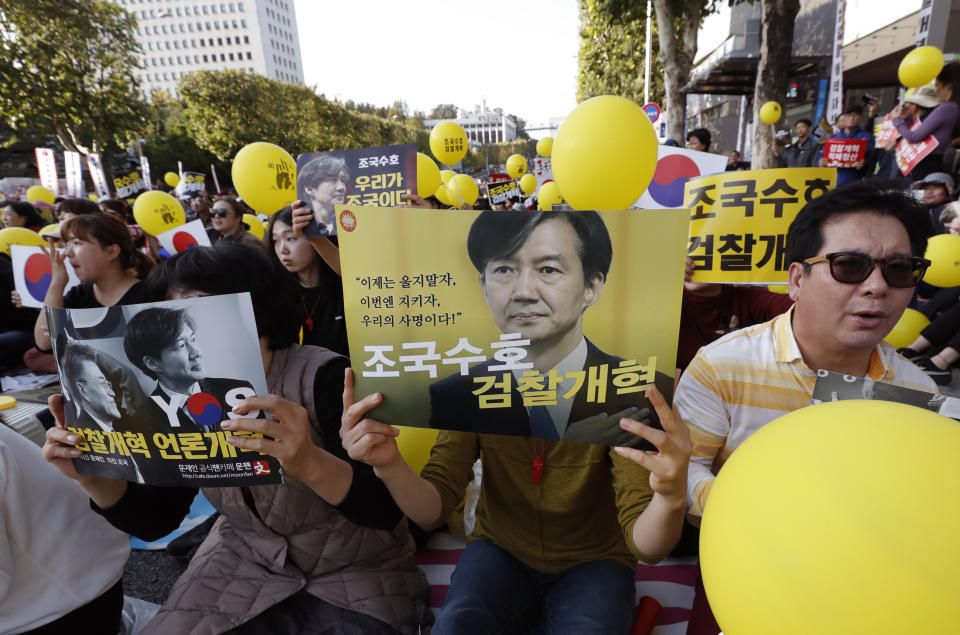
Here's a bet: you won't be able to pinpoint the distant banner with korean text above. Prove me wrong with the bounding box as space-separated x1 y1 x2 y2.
684 168 837 284
487 180 520 204
113 168 148 199
86 153 111 199
64 151 84 198
337 205 689 446
34 148 59 195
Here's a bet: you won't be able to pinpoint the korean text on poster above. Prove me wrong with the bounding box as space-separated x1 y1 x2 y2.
685 168 837 284
896 119 939 176
337 205 688 447
45 293 281 487
487 180 520 205
114 169 148 199
296 144 417 238
175 172 206 198
822 138 867 168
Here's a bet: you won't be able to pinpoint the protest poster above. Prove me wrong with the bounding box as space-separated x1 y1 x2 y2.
337 205 688 447
296 144 417 238
64 151 84 198
811 369 960 420
822 138 868 168
634 146 728 209
34 148 60 195
45 293 281 487
684 168 837 284
11 245 81 308
113 168 148 199
896 119 939 176
156 219 211 255
875 114 898 147
175 171 206 199
86 153 111 199
487 180 520 205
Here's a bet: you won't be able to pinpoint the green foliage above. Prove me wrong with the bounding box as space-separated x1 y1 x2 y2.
141 92 228 188
482 139 539 166
428 104 459 119
0 0 147 155
578 0 665 104
179 71 429 161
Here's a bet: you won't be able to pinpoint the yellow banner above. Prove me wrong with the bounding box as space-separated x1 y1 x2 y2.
684 168 837 284
337 206 689 446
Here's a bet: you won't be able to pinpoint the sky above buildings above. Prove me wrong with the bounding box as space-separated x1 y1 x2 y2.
292 0 579 136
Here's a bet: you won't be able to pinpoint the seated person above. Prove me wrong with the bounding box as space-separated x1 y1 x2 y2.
4 420 129 634
43 243 432 635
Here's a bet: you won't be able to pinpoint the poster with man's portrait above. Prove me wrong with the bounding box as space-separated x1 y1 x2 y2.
296 144 417 238
337 205 690 447
46 293 281 487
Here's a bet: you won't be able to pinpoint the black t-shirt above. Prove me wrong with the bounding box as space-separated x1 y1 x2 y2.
63 281 152 309
299 263 348 355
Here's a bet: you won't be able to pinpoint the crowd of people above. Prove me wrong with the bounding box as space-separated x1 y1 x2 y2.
0 74 957 634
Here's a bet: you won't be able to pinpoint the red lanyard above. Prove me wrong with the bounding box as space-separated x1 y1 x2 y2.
531 439 549 484
301 293 322 331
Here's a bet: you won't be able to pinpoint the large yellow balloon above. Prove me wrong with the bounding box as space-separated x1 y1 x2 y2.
439 169 455 185
87 193 99 201
552 95 657 210
899 46 945 88
231 142 297 216
536 137 553 157
537 181 563 210
38 223 59 237
759 101 782 125
429 121 468 166
417 152 441 199
447 174 479 207
396 426 438 475
506 154 527 179
701 400 960 635
0 227 45 257
434 183 454 207
26 186 55 206
885 307 930 349
243 213 265 240
519 173 537 195
132 190 186 237
164 171 180 188
923 233 960 287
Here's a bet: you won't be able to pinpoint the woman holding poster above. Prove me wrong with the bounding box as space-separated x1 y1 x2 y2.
42 243 431 635
890 64 960 179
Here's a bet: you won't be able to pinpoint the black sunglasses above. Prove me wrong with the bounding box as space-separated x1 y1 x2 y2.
211 209 232 218
803 251 930 288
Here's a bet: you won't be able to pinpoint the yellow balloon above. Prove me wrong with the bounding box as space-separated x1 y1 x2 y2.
0 227 45 257
766 284 789 294
434 183 454 207
417 152 441 199
164 171 180 188
38 223 59 237
26 186 55 206
519 173 537 196
759 101 782 125
885 307 930 349
242 213 265 240
506 154 528 179
231 142 297 216
132 190 186 237
701 400 960 635
537 181 563 210
87 193 98 201
447 174 479 207
923 233 960 287
439 169 455 185
899 45 945 88
536 137 553 157
396 426 438 475
552 95 657 210
429 121 468 166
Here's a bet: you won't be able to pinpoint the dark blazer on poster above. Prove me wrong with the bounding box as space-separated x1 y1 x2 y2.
145 377 258 435
72 409 145 483
428 339 673 449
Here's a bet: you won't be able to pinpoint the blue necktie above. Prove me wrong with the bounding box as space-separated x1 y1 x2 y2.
529 405 559 440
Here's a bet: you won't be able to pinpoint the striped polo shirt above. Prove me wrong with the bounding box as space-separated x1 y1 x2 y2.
676 306 937 521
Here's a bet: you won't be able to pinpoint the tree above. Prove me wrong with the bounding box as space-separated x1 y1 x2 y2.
578 0 665 105
0 0 147 155
751 0 801 169
428 104 459 120
141 92 229 188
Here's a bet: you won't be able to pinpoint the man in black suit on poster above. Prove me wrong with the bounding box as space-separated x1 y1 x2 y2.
123 307 257 435
428 210 673 446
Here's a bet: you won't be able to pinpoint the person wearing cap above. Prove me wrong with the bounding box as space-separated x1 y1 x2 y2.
912 172 955 234
890 64 960 181
819 105 874 186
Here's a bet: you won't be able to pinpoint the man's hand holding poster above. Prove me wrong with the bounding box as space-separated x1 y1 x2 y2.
684 168 837 284
296 144 417 238
338 205 689 447
46 293 281 487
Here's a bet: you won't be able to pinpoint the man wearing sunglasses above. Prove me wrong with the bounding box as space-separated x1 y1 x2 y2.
673 181 938 633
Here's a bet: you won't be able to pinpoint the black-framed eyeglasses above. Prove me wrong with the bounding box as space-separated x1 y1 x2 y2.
211 209 231 218
802 251 930 288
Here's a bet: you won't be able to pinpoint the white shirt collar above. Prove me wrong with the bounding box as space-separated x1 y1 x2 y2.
512 336 588 437
158 381 201 409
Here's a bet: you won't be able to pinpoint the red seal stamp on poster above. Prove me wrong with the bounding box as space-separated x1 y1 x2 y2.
339 209 357 232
